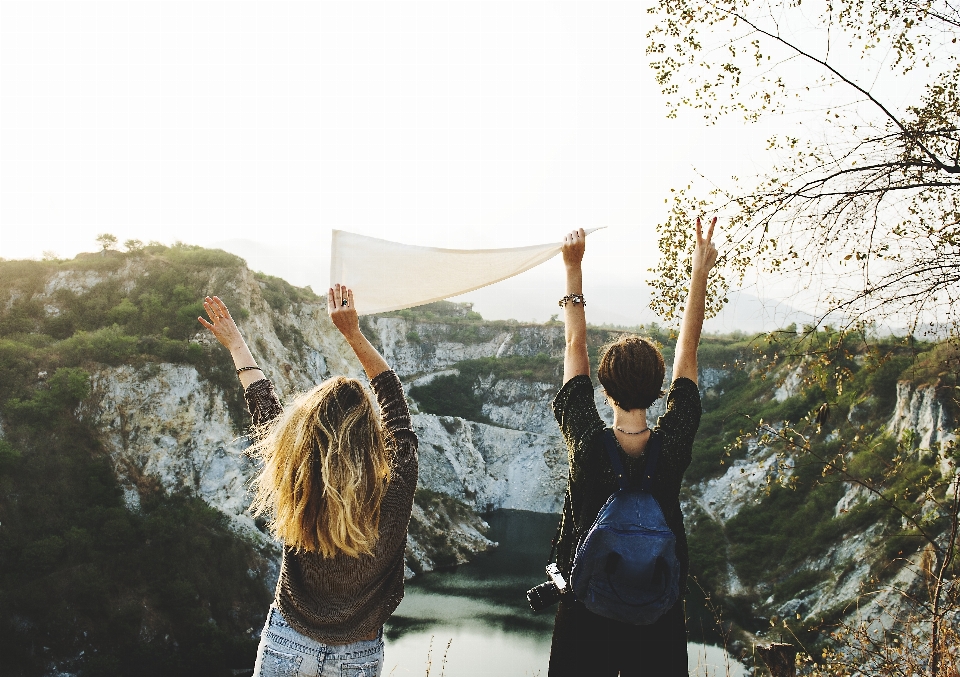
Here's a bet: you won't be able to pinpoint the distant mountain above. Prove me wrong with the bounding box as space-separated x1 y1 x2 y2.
210 238 328 291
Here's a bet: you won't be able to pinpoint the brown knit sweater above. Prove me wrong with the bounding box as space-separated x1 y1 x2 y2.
244 369 419 644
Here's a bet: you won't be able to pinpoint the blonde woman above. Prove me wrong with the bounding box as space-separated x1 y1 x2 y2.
198 285 417 677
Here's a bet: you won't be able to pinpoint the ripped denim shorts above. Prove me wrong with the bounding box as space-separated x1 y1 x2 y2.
252 605 384 677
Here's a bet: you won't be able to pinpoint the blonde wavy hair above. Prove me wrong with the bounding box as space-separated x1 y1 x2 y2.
248 377 392 558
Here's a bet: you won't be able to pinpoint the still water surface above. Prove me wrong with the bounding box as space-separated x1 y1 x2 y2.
382 510 746 677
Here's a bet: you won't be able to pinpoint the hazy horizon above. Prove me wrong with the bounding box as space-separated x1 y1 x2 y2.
0 1 846 333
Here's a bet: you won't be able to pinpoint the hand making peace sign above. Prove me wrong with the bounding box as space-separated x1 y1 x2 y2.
692 216 719 276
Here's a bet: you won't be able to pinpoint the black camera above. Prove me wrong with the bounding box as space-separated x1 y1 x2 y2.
526 563 569 612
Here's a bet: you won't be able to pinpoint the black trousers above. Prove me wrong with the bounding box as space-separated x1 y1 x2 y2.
547 598 688 677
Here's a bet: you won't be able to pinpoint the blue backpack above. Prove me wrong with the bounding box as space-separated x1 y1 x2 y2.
570 429 681 625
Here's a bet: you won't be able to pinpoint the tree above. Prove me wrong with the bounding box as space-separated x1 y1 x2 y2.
96 233 118 252
123 239 144 253
643 2 960 673
645 0 960 340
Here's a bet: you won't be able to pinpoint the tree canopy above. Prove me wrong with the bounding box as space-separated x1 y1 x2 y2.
646 0 960 337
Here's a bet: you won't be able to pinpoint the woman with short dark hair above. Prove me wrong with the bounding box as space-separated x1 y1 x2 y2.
198 285 417 677
548 220 718 677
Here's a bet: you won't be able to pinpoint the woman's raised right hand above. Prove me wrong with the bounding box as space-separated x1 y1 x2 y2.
561 228 586 269
328 284 361 340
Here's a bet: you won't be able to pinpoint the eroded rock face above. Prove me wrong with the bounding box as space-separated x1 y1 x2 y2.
478 377 559 435
888 381 956 454
692 453 789 524
365 317 564 379
405 497 497 577
413 414 567 514
85 363 261 535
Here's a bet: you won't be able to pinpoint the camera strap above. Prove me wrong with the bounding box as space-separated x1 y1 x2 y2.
547 489 570 566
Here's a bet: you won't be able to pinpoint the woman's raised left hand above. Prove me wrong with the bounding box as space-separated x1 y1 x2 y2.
198 296 246 352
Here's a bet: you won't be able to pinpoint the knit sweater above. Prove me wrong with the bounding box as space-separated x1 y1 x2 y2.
552 375 701 592
244 369 419 644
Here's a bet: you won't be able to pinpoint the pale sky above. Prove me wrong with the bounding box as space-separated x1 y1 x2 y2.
0 0 895 329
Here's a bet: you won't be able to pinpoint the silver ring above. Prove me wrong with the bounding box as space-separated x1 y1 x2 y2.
341 299 349 307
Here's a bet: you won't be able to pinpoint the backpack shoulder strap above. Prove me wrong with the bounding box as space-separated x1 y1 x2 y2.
603 429 629 492
639 432 662 493
604 428 663 493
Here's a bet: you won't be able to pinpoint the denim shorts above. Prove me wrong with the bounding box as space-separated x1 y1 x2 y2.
252 605 384 677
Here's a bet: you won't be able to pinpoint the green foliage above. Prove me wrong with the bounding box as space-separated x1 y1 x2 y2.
875 531 926 576
696 339 743 368
409 354 562 419
0 249 286 675
903 341 960 390
255 272 317 312
1 298 44 335
0 260 57 296
95 233 118 251
160 244 245 270
685 509 728 593
383 302 530 345
0 439 22 472
6 367 91 424
646 0 960 334
724 464 846 582
414 488 475 522
58 326 139 365
409 373 487 421
469 354 560 383
773 569 828 603
409 489 480 569
0 409 269 677
0 250 261 395
866 354 914 414
383 300 482 322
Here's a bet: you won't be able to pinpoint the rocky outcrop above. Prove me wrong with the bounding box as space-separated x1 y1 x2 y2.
405 494 497 577
888 381 956 455
692 453 789 524
84 363 264 537
773 366 804 403
366 316 565 379
477 377 559 435
413 414 567 514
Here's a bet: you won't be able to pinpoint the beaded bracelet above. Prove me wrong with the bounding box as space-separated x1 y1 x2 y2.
236 365 262 376
558 293 586 308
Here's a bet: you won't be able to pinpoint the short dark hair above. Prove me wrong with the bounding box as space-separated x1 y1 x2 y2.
597 335 666 411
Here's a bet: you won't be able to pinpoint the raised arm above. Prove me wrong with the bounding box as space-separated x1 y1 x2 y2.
199 296 265 389
561 229 590 384
327 284 390 380
672 217 719 385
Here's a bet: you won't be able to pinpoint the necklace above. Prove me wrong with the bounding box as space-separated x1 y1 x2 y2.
615 426 650 435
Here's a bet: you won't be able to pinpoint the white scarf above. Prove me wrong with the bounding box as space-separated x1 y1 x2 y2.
329 229 600 315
